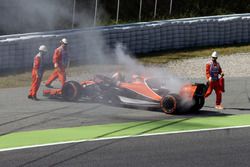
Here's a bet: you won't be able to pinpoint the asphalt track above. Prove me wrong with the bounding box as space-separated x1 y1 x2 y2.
0 77 250 166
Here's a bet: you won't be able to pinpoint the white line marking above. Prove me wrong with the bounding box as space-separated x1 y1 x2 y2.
1 125 250 152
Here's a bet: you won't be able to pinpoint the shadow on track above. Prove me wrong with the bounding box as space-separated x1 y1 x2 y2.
204 105 250 112
0 105 102 136
187 109 232 116
223 107 250 111
18 118 191 167
0 106 73 127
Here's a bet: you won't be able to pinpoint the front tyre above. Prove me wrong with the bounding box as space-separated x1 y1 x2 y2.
62 81 82 101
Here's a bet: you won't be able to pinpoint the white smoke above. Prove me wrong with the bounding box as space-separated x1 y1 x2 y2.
0 0 69 34
114 43 188 94
0 0 107 34
112 43 195 110
74 32 188 95
0 0 195 109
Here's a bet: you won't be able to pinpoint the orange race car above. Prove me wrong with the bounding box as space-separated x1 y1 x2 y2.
43 74 207 114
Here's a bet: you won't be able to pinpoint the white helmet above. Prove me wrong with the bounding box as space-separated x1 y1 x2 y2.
61 38 68 44
211 51 218 58
39 45 48 52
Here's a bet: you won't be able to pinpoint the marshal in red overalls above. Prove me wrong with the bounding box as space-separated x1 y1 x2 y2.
45 38 69 88
28 45 47 100
205 51 224 109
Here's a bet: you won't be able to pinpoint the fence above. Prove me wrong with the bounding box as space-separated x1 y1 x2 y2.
71 0 172 26
0 14 250 72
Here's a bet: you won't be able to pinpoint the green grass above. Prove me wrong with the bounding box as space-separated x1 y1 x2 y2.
138 44 250 64
0 71 51 89
0 44 250 88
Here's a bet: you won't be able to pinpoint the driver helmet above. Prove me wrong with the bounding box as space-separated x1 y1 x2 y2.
112 72 125 82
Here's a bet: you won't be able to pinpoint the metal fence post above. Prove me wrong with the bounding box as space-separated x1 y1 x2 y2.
154 0 158 19
94 0 98 26
116 0 120 24
169 0 173 15
139 0 142 21
71 0 76 29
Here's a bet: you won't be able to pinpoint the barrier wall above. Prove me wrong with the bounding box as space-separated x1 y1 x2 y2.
1 14 250 72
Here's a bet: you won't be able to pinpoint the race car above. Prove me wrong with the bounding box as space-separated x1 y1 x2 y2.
43 74 207 114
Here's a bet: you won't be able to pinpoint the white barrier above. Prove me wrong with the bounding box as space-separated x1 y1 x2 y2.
1 14 250 72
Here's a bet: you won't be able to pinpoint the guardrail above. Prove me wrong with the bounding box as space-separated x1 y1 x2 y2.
0 13 250 72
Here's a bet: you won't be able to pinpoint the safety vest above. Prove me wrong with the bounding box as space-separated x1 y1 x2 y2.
210 61 220 81
60 47 69 67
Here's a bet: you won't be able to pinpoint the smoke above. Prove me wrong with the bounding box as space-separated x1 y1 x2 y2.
0 0 71 34
113 43 188 94
74 29 188 95
73 29 195 110
0 0 195 109
6 0 196 107
73 27 189 94
0 0 186 90
77 31 196 112
112 43 195 110
0 0 107 35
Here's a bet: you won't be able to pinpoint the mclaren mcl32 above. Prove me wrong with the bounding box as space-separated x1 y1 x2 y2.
43 74 207 114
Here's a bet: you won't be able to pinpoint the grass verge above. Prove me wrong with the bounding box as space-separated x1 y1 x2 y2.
138 44 250 64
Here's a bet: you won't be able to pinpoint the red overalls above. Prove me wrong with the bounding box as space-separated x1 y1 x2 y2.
46 46 69 87
205 61 223 105
29 53 44 98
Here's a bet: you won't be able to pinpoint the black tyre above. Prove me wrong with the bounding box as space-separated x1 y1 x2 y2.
191 96 205 112
62 81 82 101
161 94 180 114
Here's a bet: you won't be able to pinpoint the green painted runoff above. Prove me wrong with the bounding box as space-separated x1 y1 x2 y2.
1 114 250 150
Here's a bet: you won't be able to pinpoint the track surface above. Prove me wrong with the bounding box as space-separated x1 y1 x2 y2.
0 77 250 166
1 127 250 167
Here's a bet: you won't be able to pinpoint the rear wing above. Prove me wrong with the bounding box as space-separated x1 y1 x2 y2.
193 83 208 97
179 83 207 99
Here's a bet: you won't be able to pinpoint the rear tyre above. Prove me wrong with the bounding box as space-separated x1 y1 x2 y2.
191 96 205 112
62 81 82 101
161 94 180 114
